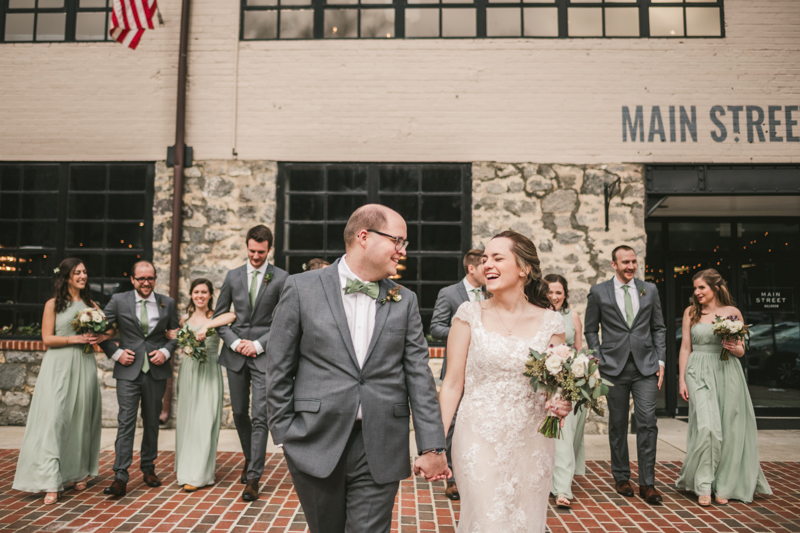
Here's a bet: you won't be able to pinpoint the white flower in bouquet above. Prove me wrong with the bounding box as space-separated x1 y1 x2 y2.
91 310 103 322
571 355 590 378
545 354 563 375
549 344 572 360
728 321 742 333
79 313 91 323
593 368 602 380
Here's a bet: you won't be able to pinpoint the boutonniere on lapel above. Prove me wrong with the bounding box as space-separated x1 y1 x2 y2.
157 296 166 309
379 286 402 306
264 271 273 286
639 285 646 297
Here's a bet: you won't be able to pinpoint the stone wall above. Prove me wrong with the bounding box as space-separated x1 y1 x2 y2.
471 162 648 434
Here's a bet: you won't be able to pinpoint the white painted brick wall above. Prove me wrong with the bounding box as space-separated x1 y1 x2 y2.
0 0 798 163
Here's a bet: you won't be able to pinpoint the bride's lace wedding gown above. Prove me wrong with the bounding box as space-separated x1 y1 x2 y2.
452 301 565 533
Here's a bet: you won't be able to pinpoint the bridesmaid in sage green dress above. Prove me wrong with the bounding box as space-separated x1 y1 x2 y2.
676 269 771 506
545 274 587 508
171 279 236 492
13 258 102 505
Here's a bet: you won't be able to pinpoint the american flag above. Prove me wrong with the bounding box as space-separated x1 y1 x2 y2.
110 0 158 50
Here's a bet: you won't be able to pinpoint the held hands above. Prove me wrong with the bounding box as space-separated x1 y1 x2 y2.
545 397 573 428
237 340 258 357
721 339 743 357
165 328 178 341
195 327 208 342
414 452 451 482
148 349 167 366
72 333 99 345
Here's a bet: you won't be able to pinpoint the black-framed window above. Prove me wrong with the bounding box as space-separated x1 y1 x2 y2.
275 162 472 340
1 0 113 43
241 0 723 40
0 162 154 338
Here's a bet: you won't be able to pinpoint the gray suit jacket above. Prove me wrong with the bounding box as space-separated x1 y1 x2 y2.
429 281 470 379
99 291 179 381
214 263 289 374
584 278 666 378
266 258 446 484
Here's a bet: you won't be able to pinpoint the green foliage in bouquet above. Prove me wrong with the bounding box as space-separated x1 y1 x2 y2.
71 308 109 353
176 326 216 363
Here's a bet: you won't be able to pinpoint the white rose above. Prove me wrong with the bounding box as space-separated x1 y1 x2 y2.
545 354 563 376
79 313 91 323
571 355 590 379
91 311 103 322
722 319 734 331
551 344 573 360
728 322 742 333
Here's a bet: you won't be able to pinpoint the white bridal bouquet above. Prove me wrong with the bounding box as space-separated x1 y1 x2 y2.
524 344 613 438
176 325 216 363
711 315 751 361
70 307 108 353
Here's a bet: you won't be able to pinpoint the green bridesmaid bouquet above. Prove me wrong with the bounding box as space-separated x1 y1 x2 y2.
711 315 750 361
70 308 108 353
176 325 216 363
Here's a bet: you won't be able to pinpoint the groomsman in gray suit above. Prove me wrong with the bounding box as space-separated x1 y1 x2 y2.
99 261 179 497
584 245 666 505
214 225 288 501
267 205 449 533
429 248 486 501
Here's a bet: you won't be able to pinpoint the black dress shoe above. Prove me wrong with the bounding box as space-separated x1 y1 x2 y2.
639 484 663 504
615 480 634 497
103 479 127 497
143 471 162 487
445 481 460 501
240 460 250 484
242 478 260 502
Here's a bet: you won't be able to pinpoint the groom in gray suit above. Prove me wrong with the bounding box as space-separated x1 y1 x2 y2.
99 261 179 497
429 248 485 501
214 225 288 501
584 245 666 505
267 204 449 533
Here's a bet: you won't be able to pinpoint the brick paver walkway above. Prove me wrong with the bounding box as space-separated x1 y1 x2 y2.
1 450 798 533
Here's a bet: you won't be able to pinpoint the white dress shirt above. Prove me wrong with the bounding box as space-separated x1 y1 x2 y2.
463 278 484 302
339 255 377 420
112 292 170 362
230 261 268 354
613 276 663 367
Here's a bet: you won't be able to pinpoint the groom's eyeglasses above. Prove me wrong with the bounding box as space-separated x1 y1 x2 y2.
133 277 156 284
367 229 409 252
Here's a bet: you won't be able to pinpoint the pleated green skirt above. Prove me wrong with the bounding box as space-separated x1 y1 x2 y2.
12 343 102 493
551 405 587 499
175 333 223 487
676 341 771 502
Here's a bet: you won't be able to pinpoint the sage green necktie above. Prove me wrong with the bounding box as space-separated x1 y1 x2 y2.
139 299 150 374
622 285 634 328
249 270 259 308
345 278 379 299
471 288 482 301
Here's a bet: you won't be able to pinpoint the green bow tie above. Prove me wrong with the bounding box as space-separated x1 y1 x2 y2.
345 278 379 300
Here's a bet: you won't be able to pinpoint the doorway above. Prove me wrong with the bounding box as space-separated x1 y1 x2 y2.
645 218 800 418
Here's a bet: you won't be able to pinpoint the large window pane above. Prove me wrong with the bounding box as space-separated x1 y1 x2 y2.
281 9 314 39
405 8 439 38
422 196 461 221
325 9 358 38
24 166 59 191
288 167 324 191
421 166 461 192
288 224 324 250
20 222 57 248
20 193 58 220
289 195 325 221
75 11 106 40
328 195 368 220
36 12 67 41
244 10 278 39
379 195 419 221
686 7 721 36
328 167 367 192
421 225 462 251
108 194 146 220
649 6 684 36
71 165 106 191
69 194 105 220
380 167 418 192
106 223 144 249
487 8 520 37
605 7 639 36
668 222 730 252
361 9 394 38
109 165 147 190
523 7 558 36
442 8 476 37
568 8 602 36
5 13 35 41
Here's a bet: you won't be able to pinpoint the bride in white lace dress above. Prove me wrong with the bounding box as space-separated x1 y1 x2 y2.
439 231 571 533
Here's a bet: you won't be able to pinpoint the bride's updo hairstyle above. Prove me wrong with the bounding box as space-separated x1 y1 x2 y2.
491 230 552 310
689 268 735 325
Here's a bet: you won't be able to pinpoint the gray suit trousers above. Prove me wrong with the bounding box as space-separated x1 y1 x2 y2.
602 357 659 486
227 356 269 480
285 427 399 533
114 371 167 482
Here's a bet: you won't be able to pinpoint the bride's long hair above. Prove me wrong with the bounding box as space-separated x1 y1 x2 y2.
490 230 552 310
689 268 735 325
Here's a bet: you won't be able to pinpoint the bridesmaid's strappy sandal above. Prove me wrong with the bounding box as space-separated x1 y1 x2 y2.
715 496 729 505
43 492 59 505
74 478 90 491
556 495 571 508
698 495 711 507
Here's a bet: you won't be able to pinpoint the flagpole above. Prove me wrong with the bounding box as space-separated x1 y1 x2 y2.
170 0 191 302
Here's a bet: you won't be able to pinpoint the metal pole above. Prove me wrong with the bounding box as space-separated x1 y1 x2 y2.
169 0 191 301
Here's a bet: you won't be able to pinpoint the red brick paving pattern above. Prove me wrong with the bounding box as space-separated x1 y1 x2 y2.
0 450 798 532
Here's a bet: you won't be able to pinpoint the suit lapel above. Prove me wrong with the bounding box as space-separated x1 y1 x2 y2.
240 267 252 315
364 280 392 366
321 261 359 369
631 279 646 328
128 291 146 339
606 279 629 329
456 281 470 305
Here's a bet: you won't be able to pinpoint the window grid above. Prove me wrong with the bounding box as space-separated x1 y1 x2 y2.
1 0 113 43
275 162 472 340
0 162 154 338
240 0 723 39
